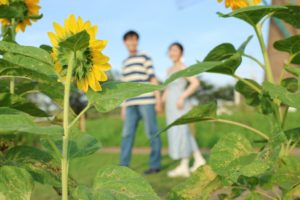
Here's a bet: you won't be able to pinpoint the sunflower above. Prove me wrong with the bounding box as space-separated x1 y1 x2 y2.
217 0 261 10
0 0 41 32
48 14 111 92
0 0 8 5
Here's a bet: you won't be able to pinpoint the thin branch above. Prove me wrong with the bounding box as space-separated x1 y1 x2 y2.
207 118 269 140
68 103 91 129
242 53 265 69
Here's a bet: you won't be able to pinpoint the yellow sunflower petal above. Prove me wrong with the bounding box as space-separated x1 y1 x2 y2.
87 72 102 91
53 22 65 38
48 32 58 47
77 78 89 92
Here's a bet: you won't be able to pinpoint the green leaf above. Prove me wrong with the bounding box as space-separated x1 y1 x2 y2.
93 166 159 200
274 34 300 55
164 61 221 84
166 165 222 200
272 156 300 191
6 146 53 163
159 102 217 134
281 77 298 93
238 35 254 52
72 185 93 200
263 81 300 109
0 107 63 136
59 30 90 51
0 41 53 66
273 5 300 29
87 81 162 112
274 35 300 64
235 79 261 106
284 127 300 141
0 166 34 200
218 6 287 27
42 132 101 160
245 193 263 200
209 133 269 182
3 53 56 77
0 92 49 117
285 65 300 77
203 43 236 62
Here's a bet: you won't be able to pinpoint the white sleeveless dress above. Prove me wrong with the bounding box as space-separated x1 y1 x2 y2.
165 77 199 160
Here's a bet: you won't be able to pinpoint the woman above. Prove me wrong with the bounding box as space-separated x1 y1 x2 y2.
163 42 206 178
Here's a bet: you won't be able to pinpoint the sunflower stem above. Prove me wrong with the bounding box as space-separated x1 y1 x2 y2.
61 52 75 200
254 24 274 84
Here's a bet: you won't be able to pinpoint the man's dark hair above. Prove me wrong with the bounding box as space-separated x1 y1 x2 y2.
123 30 139 41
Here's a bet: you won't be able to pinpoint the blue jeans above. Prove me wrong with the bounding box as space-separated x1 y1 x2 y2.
120 104 161 169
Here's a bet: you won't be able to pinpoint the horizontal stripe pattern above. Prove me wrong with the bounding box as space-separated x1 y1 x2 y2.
122 52 156 106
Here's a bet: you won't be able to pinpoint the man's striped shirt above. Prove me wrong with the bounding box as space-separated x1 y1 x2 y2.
122 52 156 106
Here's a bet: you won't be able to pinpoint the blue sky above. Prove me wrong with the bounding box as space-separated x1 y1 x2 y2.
17 0 272 87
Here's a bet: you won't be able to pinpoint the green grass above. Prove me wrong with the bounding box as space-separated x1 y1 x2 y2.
86 110 300 148
32 152 205 199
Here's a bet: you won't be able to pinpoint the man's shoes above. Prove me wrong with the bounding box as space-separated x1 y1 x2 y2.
144 168 161 175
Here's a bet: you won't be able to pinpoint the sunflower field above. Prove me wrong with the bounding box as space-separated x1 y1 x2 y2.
0 0 300 199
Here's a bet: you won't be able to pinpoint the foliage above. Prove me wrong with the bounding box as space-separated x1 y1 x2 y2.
0 2 300 200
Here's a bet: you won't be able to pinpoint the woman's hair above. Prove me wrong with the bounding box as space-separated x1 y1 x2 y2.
169 42 184 55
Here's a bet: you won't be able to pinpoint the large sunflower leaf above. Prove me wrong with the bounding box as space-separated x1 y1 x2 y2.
272 156 300 191
93 166 160 200
235 79 262 106
0 166 34 200
0 41 53 66
218 6 287 27
274 34 300 55
263 81 300 109
3 53 56 78
209 132 253 176
87 81 163 113
41 132 101 160
0 107 62 136
166 165 222 200
158 102 217 134
0 92 49 117
273 5 300 29
5 145 53 163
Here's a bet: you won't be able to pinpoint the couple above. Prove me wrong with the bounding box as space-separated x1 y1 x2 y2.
120 30 206 178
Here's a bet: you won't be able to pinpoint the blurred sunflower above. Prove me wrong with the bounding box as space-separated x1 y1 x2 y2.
0 0 41 32
0 0 8 5
48 14 111 92
217 0 261 10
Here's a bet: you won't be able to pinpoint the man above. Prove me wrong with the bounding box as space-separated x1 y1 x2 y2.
120 30 162 174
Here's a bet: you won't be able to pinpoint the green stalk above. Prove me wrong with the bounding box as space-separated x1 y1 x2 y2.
242 53 265 70
61 52 75 200
254 24 274 84
9 77 15 94
69 103 91 129
281 106 289 129
8 18 17 94
207 118 269 140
